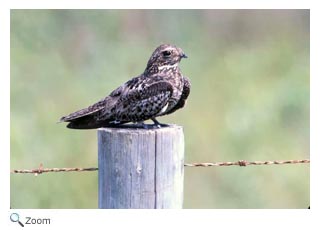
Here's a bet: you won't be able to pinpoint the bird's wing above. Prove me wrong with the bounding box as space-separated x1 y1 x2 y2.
113 80 174 121
60 75 174 123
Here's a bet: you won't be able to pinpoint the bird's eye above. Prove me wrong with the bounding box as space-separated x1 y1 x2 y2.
162 50 172 57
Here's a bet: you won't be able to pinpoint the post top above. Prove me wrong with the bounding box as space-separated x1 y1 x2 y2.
98 124 183 134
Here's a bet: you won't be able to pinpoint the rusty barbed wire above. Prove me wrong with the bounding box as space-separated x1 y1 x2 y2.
10 159 310 175
184 159 310 167
11 163 98 175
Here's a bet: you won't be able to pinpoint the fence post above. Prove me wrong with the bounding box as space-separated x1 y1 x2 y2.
98 125 184 209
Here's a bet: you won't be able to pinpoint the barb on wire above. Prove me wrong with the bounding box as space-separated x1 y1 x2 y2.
11 159 310 175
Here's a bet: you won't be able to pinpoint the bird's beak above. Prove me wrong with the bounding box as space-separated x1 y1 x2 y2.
181 53 188 59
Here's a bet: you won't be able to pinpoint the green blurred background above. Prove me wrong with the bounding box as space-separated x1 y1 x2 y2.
10 9 309 209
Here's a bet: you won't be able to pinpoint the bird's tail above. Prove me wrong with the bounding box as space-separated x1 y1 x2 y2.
63 114 111 129
65 116 127 129
59 97 117 129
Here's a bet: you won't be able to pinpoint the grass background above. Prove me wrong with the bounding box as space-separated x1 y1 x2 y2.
11 9 309 208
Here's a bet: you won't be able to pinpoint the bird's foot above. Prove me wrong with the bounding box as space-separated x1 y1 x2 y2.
135 121 154 129
151 118 168 128
133 120 168 129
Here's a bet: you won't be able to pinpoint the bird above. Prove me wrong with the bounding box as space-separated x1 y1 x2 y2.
60 44 190 129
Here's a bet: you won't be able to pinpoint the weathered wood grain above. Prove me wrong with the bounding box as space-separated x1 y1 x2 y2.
98 125 184 209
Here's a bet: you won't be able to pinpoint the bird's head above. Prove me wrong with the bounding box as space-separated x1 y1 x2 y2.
145 44 187 74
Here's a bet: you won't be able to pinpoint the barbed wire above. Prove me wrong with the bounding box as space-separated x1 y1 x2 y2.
11 159 310 175
184 159 310 167
11 164 98 176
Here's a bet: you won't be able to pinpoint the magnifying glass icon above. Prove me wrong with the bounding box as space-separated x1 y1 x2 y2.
10 213 24 227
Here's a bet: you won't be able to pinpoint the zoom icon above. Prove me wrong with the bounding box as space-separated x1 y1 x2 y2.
10 213 24 227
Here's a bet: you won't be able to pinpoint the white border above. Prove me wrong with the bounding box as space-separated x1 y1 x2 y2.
4 0 315 9
310 4 319 215
0 5 11 229
1 1 317 230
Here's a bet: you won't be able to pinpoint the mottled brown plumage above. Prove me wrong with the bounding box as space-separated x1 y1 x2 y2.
60 44 190 129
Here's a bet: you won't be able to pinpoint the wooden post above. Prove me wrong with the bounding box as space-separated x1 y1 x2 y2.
98 125 184 209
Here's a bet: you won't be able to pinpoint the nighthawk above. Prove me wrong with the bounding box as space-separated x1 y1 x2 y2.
60 44 190 129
